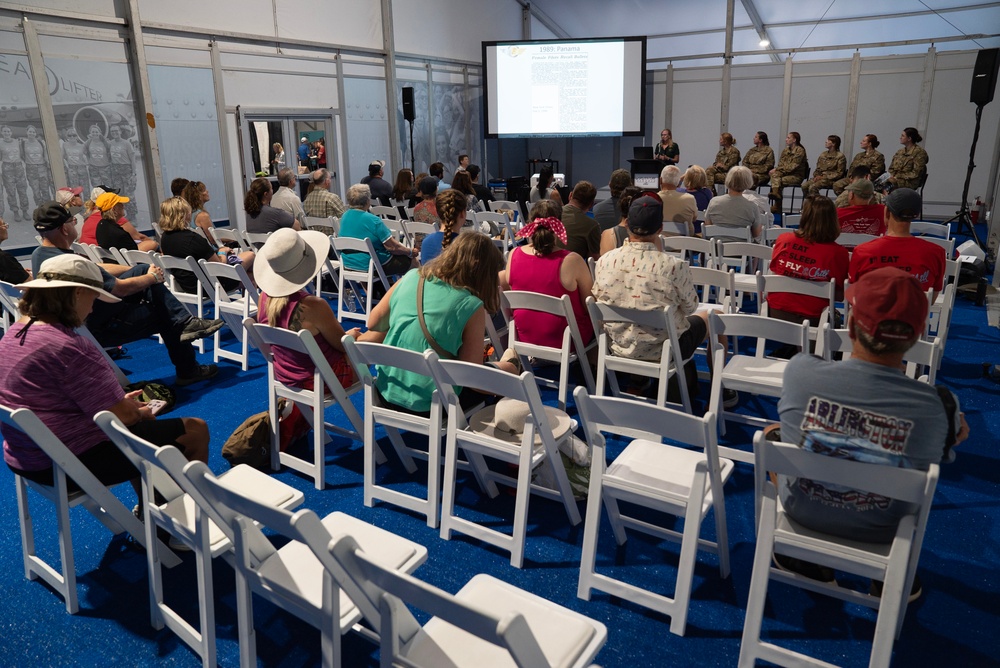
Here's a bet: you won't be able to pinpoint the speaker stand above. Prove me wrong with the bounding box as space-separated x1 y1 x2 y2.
407 119 415 176
945 103 985 249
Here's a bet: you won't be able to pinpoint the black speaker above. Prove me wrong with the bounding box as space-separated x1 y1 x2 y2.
402 87 415 122
971 48 1000 106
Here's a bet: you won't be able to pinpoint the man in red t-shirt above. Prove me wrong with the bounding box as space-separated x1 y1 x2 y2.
848 188 945 295
837 179 886 235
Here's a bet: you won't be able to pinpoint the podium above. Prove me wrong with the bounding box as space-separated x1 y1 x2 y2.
628 159 662 189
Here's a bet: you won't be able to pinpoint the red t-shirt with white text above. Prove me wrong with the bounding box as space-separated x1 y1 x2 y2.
848 235 946 292
768 232 849 318
838 204 886 236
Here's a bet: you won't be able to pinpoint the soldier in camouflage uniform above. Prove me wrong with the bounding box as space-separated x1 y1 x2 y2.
887 127 928 191
742 131 775 188
705 133 741 187
833 134 885 195
769 132 809 213
802 135 846 196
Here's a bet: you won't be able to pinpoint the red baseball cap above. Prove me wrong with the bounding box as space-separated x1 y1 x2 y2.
847 267 928 341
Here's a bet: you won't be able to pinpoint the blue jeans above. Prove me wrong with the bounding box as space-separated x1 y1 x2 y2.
87 264 199 377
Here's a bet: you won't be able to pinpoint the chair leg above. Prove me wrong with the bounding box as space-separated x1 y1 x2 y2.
195 536 217 668
53 472 79 615
15 476 37 582
234 570 257 668
738 507 778 667
669 488 708 636
577 461 606 600
509 445 535 568
313 398 326 490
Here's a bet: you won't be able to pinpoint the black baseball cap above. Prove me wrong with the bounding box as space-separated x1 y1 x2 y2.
33 202 73 232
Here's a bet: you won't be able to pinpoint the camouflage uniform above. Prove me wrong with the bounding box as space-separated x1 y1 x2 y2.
833 150 885 194
769 145 809 208
705 145 741 185
888 145 928 190
801 150 846 196
742 145 775 187
835 187 884 208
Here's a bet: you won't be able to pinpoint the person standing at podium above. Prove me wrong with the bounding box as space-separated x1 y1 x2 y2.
654 129 679 165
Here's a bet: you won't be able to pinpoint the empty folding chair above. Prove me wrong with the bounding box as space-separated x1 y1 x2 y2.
94 412 304 668
182 460 428 668
3 402 180 614
575 388 732 636
153 253 213 354
717 241 772 308
909 220 950 240
199 259 260 370
328 236 392 324
816 323 943 384
429 358 583 568
703 223 753 245
661 235 716 268
326 532 608 668
740 433 939 668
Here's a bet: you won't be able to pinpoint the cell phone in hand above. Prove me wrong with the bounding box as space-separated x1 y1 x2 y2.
146 399 167 415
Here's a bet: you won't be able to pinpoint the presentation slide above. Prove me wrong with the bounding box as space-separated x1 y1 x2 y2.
483 37 645 138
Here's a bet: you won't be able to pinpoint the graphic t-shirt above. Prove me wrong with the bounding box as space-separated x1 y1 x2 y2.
848 235 946 292
768 233 849 318
838 204 886 235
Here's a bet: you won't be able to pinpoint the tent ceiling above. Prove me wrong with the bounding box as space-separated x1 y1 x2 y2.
526 0 1000 66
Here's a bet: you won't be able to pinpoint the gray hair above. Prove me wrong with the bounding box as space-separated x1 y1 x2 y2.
659 165 682 187
346 183 371 209
725 165 754 192
277 167 296 188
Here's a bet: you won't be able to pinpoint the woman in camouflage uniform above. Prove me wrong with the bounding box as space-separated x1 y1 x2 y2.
22 125 54 205
802 135 846 196
742 131 775 188
887 127 928 191
833 134 884 195
0 126 29 222
768 132 808 213
705 133 740 187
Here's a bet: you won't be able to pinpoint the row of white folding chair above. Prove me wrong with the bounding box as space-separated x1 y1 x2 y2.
758 274 837 349
77 242 126 266
740 433 939 668
660 235 716 268
910 220 951 239
199 259 260 370
815 323 944 383
153 253 211 354
303 215 340 235
716 241 772 307
328 235 391 323
489 198 527 224
0 277 21 332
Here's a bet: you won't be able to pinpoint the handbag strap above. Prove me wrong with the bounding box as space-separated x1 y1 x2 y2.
416 276 454 359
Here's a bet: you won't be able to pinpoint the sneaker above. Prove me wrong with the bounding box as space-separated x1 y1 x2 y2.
168 535 192 552
176 364 219 387
723 389 740 409
870 574 922 603
773 553 837 584
179 317 225 343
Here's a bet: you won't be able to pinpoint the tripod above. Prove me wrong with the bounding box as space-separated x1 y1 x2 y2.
945 103 986 249
407 119 415 176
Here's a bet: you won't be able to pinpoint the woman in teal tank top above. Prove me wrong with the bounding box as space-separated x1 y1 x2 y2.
367 232 516 414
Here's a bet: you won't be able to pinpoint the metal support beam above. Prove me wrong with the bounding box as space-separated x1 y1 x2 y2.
917 46 937 139
518 0 569 39
844 51 862 158
720 0 734 134
209 40 238 226
522 1 531 40
124 0 164 212
381 0 401 175
741 0 781 64
334 52 348 192
21 18 67 191
664 65 674 132
780 56 793 142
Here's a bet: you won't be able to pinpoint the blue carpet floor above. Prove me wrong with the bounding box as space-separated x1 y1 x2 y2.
0 267 998 667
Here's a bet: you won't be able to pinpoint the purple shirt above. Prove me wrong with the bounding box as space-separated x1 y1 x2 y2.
1 322 125 471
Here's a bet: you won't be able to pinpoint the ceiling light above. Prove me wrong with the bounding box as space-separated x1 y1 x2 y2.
759 38 770 48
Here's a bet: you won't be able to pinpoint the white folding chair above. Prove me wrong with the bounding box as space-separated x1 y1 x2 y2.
199 259 260 370
707 313 809 453
243 317 387 490
703 223 753 244
401 220 436 239
242 230 271 248
717 241 773 307
759 273 837 351
327 532 608 668
3 402 180 614
783 214 801 228
208 226 249 251
815 323 942 384
837 232 879 248
94 412 304 668
502 290 596 410
328 236 392 324
182 460 427 668
118 248 155 267
586 298 694 412
0 278 22 332
763 226 789 246
740 434 939 668
927 283 956 349
152 253 212 354
429 358 583 568
371 204 400 221
489 199 524 225
920 235 955 257
910 220 951 240
575 389 732 636
661 235 716 268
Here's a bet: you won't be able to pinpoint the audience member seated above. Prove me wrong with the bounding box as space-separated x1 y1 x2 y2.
31 202 223 386
529 165 561 205
270 167 307 228
598 186 644 257
55 186 84 219
706 132 741 186
560 181 600 260
833 133 885 195
679 165 715 211
95 192 139 253
244 177 299 234
500 200 594 351
0 253 210 498
83 189 157 252
742 131 775 187
419 189 465 265
835 165 885 207
366 233 517 415
467 164 494 207
428 161 450 191
768 196 849 327
592 169 633 232
837 179 886 235
849 188 945 295
658 165 697 237
339 183 416 277
774 267 967 586
412 176 442 229
256 228 374 392
77 186 107 244
594 195 730 404
769 131 809 213
170 177 190 198
159 196 255 294
181 180 215 238
0 215 29 283
302 168 346 234
391 168 417 207
450 170 483 213
361 160 392 206
801 135 847 196
704 165 763 241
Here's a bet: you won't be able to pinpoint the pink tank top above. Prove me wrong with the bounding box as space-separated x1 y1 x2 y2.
508 247 593 349
258 291 353 388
